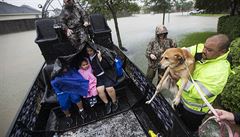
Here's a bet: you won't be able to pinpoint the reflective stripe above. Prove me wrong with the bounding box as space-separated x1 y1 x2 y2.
97 72 104 77
195 80 214 98
181 97 207 108
182 102 206 115
183 80 214 98
183 80 192 91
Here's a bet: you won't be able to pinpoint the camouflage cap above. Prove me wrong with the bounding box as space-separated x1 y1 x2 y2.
155 25 168 34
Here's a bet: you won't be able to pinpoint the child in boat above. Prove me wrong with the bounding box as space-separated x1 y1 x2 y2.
78 58 98 107
85 43 119 115
51 66 88 122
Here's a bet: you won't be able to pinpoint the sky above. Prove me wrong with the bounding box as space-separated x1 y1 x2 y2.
2 0 52 9
2 0 145 10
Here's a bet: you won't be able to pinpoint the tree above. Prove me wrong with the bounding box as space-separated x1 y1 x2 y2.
81 0 140 51
175 0 194 12
195 0 240 16
144 0 173 25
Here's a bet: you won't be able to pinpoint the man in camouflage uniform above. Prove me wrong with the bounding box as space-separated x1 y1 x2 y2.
145 25 176 82
61 0 89 50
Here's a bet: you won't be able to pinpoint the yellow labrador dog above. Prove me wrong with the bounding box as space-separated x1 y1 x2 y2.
146 48 195 108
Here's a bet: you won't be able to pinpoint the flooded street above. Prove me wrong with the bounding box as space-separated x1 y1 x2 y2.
0 13 218 136
108 13 218 73
0 31 44 135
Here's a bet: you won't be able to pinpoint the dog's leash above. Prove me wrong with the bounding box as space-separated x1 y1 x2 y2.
183 62 218 117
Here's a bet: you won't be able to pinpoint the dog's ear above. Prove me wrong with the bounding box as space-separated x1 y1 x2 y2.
174 54 185 64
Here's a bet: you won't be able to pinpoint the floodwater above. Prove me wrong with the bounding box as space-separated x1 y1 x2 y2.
0 12 219 136
108 12 218 74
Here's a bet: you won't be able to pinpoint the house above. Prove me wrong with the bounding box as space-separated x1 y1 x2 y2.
0 2 41 21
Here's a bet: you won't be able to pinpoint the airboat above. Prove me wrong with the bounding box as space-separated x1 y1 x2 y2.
7 0 190 136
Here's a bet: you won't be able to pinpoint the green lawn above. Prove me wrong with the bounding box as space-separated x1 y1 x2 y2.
191 14 228 17
178 32 217 47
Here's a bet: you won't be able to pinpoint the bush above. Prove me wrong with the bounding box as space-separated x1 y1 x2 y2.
229 38 240 68
221 66 240 112
218 15 240 40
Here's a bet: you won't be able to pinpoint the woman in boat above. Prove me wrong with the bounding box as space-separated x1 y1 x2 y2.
85 43 119 115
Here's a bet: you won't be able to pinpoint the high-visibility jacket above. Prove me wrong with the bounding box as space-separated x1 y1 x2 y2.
177 44 232 114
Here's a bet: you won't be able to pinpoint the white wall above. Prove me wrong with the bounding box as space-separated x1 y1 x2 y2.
0 14 41 21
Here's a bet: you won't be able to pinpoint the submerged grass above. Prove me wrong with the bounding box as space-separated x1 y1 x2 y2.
178 32 217 47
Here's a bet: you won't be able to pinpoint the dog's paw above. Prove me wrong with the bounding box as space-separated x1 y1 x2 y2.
171 104 177 110
173 97 180 106
145 101 151 104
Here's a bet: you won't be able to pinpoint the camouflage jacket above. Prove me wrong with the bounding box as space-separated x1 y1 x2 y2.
145 38 176 69
60 3 88 31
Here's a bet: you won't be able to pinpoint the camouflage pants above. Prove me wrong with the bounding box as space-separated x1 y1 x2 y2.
68 28 88 50
146 67 165 83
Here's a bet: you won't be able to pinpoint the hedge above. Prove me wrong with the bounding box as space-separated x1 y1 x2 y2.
220 38 240 112
221 66 240 112
217 15 240 40
229 38 240 68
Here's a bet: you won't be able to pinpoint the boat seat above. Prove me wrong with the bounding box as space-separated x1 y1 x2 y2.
35 19 59 64
89 13 113 49
35 19 58 44
35 19 77 64
41 64 59 108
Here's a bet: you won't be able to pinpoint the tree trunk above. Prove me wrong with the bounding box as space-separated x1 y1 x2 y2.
162 7 166 25
112 11 123 49
230 0 236 16
106 0 127 51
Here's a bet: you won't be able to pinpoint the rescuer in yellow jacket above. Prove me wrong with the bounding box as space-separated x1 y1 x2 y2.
175 34 232 132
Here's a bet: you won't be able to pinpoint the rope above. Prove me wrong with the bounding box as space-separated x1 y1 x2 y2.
183 62 237 137
183 62 218 117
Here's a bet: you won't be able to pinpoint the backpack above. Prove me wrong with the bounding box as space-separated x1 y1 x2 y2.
114 56 123 77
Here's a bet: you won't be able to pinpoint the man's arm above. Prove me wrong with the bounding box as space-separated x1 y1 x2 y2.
75 3 89 26
60 10 68 31
146 41 157 60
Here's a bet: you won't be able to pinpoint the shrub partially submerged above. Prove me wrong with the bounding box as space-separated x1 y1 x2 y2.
221 66 240 112
229 38 240 68
220 38 240 112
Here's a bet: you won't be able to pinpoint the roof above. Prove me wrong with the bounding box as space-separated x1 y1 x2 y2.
0 2 41 15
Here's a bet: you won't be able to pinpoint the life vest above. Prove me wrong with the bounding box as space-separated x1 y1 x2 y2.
177 44 232 114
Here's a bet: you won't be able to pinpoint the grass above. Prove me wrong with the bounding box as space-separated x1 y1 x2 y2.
191 14 228 17
178 32 217 47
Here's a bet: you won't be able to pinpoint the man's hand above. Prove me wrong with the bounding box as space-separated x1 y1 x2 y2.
66 29 73 37
150 54 157 60
83 21 90 27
